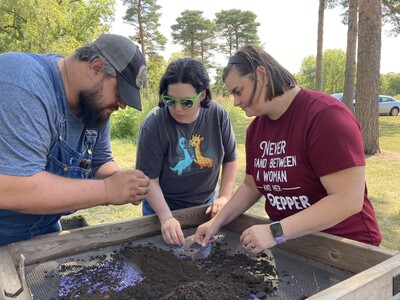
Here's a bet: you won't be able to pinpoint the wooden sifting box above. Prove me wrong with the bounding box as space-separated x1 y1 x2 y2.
0 205 399 300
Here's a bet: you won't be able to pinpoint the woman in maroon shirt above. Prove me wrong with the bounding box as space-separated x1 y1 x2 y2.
195 45 381 253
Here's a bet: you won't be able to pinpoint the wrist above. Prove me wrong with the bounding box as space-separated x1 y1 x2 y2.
159 213 173 223
269 221 286 244
100 179 110 205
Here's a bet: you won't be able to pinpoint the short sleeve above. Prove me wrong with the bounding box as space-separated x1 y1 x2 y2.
218 105 237 163
307 106 365 177
0 55 57 176
136 109 166 179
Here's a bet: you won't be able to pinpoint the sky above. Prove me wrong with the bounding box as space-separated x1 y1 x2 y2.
111 0 400 74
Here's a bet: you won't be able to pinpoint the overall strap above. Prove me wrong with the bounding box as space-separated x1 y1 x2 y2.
25 53 65 112
26 53 67 142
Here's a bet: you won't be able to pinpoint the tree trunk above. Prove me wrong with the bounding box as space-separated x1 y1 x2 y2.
356 0 381 155
315 0 325 91
343 0 358 113
137 0 145 58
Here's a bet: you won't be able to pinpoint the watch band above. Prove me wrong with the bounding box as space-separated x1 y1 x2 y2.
270 221 286 244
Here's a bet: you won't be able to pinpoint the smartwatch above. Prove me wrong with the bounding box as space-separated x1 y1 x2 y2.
269 221 286 244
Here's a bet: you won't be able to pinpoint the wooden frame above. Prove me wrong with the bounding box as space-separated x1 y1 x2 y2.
0 205 399 300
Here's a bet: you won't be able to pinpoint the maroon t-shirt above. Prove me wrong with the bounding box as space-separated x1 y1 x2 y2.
246 88 382 246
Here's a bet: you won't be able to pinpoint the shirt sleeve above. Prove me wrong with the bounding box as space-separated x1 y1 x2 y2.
307 105 366 177
0 65 56 176
219 105 237 163
135 110 166 179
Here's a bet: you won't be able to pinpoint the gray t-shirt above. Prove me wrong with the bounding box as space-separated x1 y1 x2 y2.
136 101 237 208
0 52 113 177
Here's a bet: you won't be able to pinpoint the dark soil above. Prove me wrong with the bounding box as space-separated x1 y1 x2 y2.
60 215 89 230
56 240 278 300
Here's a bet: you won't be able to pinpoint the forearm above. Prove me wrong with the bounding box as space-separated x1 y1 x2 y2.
0 172 106 214
213 174 261 228
93 161 119 179
218 161 238 199
280 166 365 240
280 193 362 240
147 178 173 221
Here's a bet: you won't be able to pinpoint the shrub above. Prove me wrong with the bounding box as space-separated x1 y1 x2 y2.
213 95 247 124
110 90 159 140
110 107 140 139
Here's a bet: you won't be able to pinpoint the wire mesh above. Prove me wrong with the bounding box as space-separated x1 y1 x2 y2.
24 228 354 299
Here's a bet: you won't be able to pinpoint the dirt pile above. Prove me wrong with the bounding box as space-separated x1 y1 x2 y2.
55 241 278 300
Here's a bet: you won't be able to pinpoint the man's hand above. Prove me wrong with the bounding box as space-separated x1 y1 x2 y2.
103 170 150 205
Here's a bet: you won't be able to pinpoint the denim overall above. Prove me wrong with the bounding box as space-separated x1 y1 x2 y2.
0 54 97 246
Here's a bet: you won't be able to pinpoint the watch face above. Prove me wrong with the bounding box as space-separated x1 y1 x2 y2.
270 222 283 237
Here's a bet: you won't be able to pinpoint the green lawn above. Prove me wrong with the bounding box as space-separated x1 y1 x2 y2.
71 115 400 251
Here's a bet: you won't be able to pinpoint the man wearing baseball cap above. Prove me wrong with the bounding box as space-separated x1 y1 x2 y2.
0 34 150 245
94 34 147 111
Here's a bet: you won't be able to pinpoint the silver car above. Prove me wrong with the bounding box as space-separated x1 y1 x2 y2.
331 93 400 116
379 95 400 116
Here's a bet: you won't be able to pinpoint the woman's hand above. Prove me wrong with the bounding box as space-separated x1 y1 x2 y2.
205 196 229 217
240 224 276 254
160 216 185 245
194 219 218 247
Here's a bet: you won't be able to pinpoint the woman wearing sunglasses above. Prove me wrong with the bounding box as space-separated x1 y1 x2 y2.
136 58 238 245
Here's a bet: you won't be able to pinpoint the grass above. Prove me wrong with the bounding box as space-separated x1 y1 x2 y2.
364 116 400 250
71 105 400 251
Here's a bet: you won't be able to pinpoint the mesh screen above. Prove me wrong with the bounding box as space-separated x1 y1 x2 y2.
24 228 354 299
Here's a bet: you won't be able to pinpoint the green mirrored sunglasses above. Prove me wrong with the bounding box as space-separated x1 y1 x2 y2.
161 91 203 109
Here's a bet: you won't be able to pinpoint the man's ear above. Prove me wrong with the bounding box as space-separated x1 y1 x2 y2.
88 58 105 78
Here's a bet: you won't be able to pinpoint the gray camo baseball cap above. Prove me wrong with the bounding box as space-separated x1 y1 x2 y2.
94 34 146 111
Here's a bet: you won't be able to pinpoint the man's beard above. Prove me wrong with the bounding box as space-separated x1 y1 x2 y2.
78 88 118 129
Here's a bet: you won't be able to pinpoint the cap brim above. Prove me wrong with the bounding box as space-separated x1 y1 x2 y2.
118 73 142 111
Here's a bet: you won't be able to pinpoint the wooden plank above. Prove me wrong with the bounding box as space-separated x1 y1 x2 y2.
224 212 399 273
3 205 398 275
0 248 22 298
6 205 210 266
308 253 400 300
0 249 31 300
1 205 399 300
276 232 398 273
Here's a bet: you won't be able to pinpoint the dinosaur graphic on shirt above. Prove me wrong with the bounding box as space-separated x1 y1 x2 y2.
170 137 193 175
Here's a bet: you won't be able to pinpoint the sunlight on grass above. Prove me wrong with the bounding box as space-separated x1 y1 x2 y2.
111 139 136 170
75 204 142 225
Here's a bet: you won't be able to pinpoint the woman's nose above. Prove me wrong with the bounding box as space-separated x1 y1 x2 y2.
175 103 184 111
233 96 241 107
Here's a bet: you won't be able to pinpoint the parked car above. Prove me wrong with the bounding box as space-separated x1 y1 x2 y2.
331 92 356 103
331 93 400 116
379 95 400 116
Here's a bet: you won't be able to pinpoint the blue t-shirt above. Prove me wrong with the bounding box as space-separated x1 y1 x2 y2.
0 52 113 177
